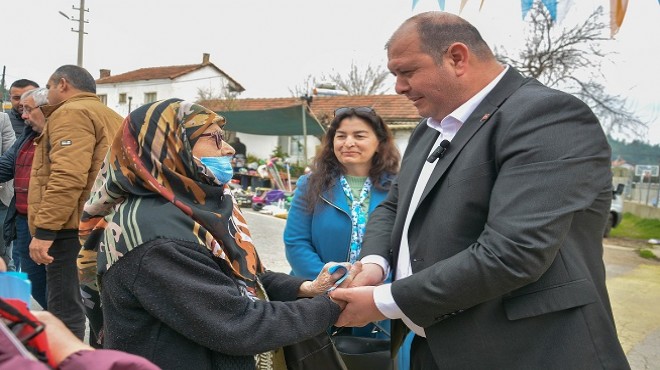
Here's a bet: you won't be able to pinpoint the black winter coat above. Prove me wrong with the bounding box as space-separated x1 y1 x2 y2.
101 238 340 370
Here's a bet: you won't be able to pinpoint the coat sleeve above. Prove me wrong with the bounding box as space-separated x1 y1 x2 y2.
57 350 160 370
0 140 18 183
0 114 15 155
361 177 399 262
131 241 340 356
260 270 306 301
283 176 327 279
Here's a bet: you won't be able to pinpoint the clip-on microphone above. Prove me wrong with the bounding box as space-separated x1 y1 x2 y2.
426 139 450 163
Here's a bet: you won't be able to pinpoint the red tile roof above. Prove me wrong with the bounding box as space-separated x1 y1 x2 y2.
199 95 422 128
96 63 245 92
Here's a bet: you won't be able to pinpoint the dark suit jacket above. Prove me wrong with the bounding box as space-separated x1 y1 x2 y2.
362 68 629 369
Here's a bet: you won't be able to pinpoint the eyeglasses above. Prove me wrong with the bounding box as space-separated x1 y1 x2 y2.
334 106 376 117
22 105 42 115
198 129 226 149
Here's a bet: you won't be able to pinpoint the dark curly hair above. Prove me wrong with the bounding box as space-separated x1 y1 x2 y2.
303 108 400 212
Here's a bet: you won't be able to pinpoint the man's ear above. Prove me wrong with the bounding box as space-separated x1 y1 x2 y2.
58 78 69 92
447 43 469 76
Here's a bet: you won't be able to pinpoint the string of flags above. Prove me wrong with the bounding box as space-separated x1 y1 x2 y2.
412 0 645 36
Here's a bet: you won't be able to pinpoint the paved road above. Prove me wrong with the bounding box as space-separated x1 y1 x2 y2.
244 209 291 273
244 209 660 369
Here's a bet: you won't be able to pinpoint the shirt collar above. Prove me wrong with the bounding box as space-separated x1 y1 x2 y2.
427 65 509 139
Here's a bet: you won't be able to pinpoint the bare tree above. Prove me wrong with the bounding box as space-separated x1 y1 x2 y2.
325 62 390 96
288 74 317 97
196 86 240 111
288 63 391 97
495 2 647 140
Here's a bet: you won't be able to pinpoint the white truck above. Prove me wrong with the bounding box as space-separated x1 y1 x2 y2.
604 184 625 237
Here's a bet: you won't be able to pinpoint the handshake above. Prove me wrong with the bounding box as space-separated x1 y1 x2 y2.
299 262 387 327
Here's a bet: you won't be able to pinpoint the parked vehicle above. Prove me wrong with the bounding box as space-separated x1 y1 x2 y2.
605 183 625 237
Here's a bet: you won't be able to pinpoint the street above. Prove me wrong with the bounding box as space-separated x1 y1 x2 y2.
243 209 660 370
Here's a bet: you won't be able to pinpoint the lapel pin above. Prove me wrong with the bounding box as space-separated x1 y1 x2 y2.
480 113 490 122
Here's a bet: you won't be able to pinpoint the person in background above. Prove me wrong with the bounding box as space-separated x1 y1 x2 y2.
80 99 356 370
231 136 247 157
285 107 399 279
0 258 159 370
332 12 629 369
231 136 247 171
2 79 38 273
7 79 39 137
283 106 406 367
0 88 49 309
0 113 16 271
28 65 122 339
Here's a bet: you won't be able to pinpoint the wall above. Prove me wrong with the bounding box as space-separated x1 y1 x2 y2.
97 66 232 117
393 130 410 155
235 133 277 160
235 133 321 165
97 79 169 117
624 201 660 220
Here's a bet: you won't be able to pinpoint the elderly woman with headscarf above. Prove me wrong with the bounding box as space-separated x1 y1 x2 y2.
80 99 354 370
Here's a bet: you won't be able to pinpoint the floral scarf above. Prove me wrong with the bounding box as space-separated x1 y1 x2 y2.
80 99 265 297
339 175 372 264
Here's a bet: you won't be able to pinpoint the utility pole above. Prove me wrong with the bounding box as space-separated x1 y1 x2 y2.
1 66 6 111
300 94 313 166
59 0 89 67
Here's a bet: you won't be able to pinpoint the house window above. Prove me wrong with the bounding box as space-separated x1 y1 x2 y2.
144 92 157 103
98 94 107 105
118 93 127 104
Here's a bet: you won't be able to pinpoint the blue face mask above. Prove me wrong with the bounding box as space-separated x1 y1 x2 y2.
200 156 234 185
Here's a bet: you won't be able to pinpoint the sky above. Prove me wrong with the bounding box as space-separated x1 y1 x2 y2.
2 0 658 142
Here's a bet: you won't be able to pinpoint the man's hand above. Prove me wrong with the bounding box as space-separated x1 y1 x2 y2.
349 262 385 287
30 238 55 265
330 286 386 327
338 261 363 289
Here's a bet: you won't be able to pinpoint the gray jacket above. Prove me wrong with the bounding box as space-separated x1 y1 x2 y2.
0 113 16 207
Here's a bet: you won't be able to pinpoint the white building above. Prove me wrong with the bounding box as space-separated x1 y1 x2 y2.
96 53 244 117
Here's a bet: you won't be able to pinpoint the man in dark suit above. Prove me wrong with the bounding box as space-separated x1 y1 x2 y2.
331 12 629 370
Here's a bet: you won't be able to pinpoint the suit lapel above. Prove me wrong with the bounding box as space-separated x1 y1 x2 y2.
418 68 529 204
397 125 440 214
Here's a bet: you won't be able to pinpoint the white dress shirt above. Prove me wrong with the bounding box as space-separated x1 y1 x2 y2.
363 66 509 337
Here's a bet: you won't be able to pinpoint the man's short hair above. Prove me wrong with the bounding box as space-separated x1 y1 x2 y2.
10 79 39 90
21 88 49 107
388 12 494 63
51 65 96 94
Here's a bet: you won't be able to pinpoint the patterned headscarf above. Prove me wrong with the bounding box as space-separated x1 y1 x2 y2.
81 99 265 296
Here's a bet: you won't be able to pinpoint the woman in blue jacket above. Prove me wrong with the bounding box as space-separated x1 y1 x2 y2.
284 107 410 369
285 107 399 279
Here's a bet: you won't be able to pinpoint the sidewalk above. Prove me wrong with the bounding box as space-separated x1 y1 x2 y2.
604 244 660 369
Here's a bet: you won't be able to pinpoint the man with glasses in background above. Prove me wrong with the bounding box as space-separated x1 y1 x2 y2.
27 65 122 340
0 79 37 272
0 88 49 309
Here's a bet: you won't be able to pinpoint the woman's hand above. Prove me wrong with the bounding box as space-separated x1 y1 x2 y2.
298 261 363 297
32 311 94 365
